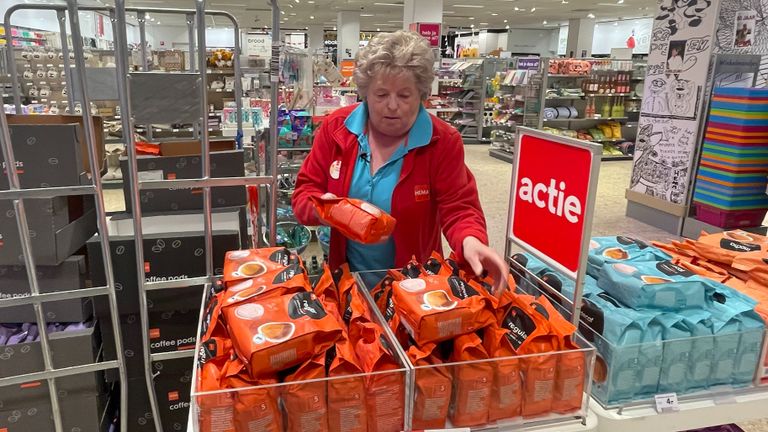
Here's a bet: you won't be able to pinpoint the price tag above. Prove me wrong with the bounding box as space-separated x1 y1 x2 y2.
654 392 680 413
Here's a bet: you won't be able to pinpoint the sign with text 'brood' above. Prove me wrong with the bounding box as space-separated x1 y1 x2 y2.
508 128 602 278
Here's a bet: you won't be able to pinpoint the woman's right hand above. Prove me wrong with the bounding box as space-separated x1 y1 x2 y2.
320 193 338 200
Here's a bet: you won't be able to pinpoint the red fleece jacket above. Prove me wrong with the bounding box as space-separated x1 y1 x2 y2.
292 104 489 270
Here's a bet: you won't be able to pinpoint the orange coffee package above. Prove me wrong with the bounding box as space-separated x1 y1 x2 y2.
197 354 237 432
226 375 283 432
223 247 302 287
370 275 410 347
407 342 452 430
534 296 585 414
450 332 493 427
313 264 340 307
355 320 405 432
281 355 329 432
693 230 768 266
733 251 768 283
222 262 310 306
311 196 396 244
222 291 343 375
326 336 368 432
500 296 558 418
483 325 523 422
392 274 496 345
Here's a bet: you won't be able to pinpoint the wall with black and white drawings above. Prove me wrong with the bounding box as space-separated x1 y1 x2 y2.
629 0 721 204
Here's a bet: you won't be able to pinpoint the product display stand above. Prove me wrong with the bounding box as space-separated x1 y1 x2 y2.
0 2 130 432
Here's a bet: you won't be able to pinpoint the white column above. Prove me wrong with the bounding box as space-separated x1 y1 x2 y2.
307 24 324 53
403 0 443 31
337 11 360 64
565 18 596 58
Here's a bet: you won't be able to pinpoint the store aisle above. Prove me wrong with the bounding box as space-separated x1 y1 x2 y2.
464 146 672 257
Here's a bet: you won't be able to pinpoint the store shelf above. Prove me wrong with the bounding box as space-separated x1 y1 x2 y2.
546 95 585 100
585 93 634 97
591 387 768 432
489 147 516 163
209 88 234 93
601 154 634 161
543 117 629 122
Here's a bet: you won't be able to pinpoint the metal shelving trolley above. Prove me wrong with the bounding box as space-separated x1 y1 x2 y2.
1 0 278 431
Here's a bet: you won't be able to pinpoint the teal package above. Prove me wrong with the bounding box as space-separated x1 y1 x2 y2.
598 260 715 310
561 275 602 300
635 308 664 397
708 289 764 386
679 309 715 392
655 313 695 393
513 253 601 300
579 292 655 404
587 236 671 279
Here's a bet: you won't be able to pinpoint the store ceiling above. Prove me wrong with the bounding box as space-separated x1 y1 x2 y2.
25 0 656 31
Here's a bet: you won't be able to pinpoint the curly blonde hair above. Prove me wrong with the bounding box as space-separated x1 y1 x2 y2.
353 30 435 101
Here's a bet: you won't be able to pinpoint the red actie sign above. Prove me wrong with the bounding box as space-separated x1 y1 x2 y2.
509 129 600 276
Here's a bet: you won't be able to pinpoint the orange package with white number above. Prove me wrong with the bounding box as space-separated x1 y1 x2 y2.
355 319 405 432
693 230 768 266
408 342 452 430
500 295 558 418
197 354 236 432
311 196 396 244
281 354 329 432
223 247 303 287
483 325 522 422
326 336 368 432
534 296 585 414
222 291 343 375
226 375 283 432
450 332 493 427
392 274 496 345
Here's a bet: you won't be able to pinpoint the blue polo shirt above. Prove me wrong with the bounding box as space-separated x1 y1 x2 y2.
343 103 433 272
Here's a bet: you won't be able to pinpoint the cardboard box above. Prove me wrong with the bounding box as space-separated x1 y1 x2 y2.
5 114 105 179
125 357 192 432
0 196 97 265
100 308 199 381
0 255 92 323
87 229 242 314
120 150 246 213
159 139 236 156
0 322 104 404
0 392 106 432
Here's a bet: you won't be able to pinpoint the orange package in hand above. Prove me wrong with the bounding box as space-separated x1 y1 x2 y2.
450 332 493 427
222 291 342 375
281 355 329 432
483 325 522 422
311 196 396 244
392 274 496 345
693 230 768 265
534 296 585 414
408 342 452 430
223 247 302 287
225 375 283 432
355 320 405 432
326 336 368 432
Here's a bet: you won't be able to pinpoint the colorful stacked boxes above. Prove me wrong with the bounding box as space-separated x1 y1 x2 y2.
693 87 768 228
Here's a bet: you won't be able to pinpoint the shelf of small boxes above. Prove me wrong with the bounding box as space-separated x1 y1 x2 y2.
511 233 768 431
191 248 598 432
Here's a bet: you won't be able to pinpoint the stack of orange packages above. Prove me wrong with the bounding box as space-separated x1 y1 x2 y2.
368 252 589 429
196 247 405 432
653 230 768 383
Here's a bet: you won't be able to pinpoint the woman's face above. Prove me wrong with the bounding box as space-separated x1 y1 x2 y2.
366 71 422 139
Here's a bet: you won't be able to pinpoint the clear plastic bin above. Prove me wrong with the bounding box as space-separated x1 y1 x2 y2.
354 269 597 431
189 284 412 432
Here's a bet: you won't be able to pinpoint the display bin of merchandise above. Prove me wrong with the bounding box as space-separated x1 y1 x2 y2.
189 275 412 432
354 268 597 431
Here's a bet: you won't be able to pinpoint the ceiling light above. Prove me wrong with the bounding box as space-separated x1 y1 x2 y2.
587 13 595 18
307 0 314 2
504 19 508 22
514 7 519 10
361 13 374 17
280 10 285 14
468 17 475 20
617 0 624 3
373 2 403 6
156 21 161 24
491 13 498 15
377 27 381 31
530 7 536 12
287 3 293 7
505 25 510 29
310 15 315 19
210 3 247 6
543 20 547 24
454 5 485 8
470 24 475 27
443 11 455 14
290 12 296 15
614 21 619 25
333 26 336 30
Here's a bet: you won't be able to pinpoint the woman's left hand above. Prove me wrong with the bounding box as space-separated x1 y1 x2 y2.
463 236 510 296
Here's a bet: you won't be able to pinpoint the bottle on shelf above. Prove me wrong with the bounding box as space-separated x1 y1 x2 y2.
609 74 616 94
597 76 605 94
586 98 596 118
590 73 599 93
601 98 612 118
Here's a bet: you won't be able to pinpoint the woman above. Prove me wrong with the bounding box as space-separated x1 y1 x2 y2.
292 31 507 289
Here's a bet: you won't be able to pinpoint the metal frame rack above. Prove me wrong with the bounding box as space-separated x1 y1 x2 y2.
1 1 279 431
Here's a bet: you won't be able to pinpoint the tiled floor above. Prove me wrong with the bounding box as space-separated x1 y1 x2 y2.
464 145 768 432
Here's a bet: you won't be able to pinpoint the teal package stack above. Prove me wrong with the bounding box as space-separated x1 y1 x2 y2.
693 87 768 228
